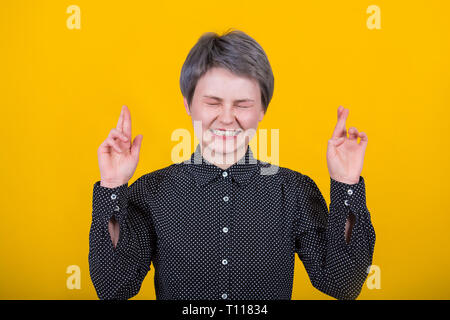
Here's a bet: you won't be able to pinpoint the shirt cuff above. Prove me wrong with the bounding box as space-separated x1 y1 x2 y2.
330 176 368 216
92 181 129 224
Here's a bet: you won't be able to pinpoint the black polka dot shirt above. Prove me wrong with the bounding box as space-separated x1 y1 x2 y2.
89 144 376 300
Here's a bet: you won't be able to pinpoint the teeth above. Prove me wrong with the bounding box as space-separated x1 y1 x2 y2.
211 129 241 136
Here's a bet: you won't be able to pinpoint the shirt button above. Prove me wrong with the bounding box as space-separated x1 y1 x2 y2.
114 205 120 212
347 189 353 196
344 200 349 206
223 196 229 202
111 194 117 200
222 259 228 265
222 171 228 177
222 227 229 233
221 293 228 299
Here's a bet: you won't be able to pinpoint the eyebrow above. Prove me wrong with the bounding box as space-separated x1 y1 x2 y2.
202 95 254 103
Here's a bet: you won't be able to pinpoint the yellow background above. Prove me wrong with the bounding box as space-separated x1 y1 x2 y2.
1 0 449 299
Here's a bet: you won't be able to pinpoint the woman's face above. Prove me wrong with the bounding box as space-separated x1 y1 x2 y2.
184 67 265 162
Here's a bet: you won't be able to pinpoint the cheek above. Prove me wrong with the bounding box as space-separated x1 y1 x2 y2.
192 108 215 127
237 110 260 129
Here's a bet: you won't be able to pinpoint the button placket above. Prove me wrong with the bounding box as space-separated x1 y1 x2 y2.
218 171 232 300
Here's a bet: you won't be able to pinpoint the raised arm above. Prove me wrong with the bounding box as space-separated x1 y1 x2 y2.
89 105 152 300
295 105 375 300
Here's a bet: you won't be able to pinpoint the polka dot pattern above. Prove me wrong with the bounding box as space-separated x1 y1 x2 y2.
89 144 376 300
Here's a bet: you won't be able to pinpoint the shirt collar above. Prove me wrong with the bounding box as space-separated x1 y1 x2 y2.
184 144 259 187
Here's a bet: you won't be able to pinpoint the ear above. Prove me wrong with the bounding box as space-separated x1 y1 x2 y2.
183 97 191 116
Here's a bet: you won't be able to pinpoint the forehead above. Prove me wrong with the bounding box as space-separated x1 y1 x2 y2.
195 67 260 100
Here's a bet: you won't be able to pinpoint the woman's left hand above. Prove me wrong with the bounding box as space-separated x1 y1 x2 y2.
326 106 368 185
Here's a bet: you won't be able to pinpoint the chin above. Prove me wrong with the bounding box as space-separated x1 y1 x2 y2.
201 138 244 159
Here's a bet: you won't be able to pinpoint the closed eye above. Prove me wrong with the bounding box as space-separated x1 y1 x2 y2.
205 103 253 108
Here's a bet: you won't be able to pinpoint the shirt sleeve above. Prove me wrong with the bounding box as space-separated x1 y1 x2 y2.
294 173 376 300
88 176 155 300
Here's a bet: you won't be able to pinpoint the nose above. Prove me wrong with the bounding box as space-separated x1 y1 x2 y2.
217 105 235 125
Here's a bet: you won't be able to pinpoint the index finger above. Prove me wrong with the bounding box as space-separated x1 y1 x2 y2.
331 106 349 138
116 105 125 132
123 105 132 139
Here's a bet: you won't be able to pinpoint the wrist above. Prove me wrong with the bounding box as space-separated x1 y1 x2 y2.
331 175 359 185
100 180 127 188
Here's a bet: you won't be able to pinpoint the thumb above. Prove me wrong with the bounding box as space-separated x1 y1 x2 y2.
328 137 346 148
131 135 143 158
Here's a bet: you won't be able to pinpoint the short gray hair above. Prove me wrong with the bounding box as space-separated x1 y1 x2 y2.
179 28 274 113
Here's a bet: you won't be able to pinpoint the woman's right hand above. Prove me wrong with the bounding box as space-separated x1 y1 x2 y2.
97 105 143 188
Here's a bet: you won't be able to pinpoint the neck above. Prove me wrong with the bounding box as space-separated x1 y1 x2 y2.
200 144 248 170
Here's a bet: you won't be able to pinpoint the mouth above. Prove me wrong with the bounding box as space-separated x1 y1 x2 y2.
210 129 242 139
